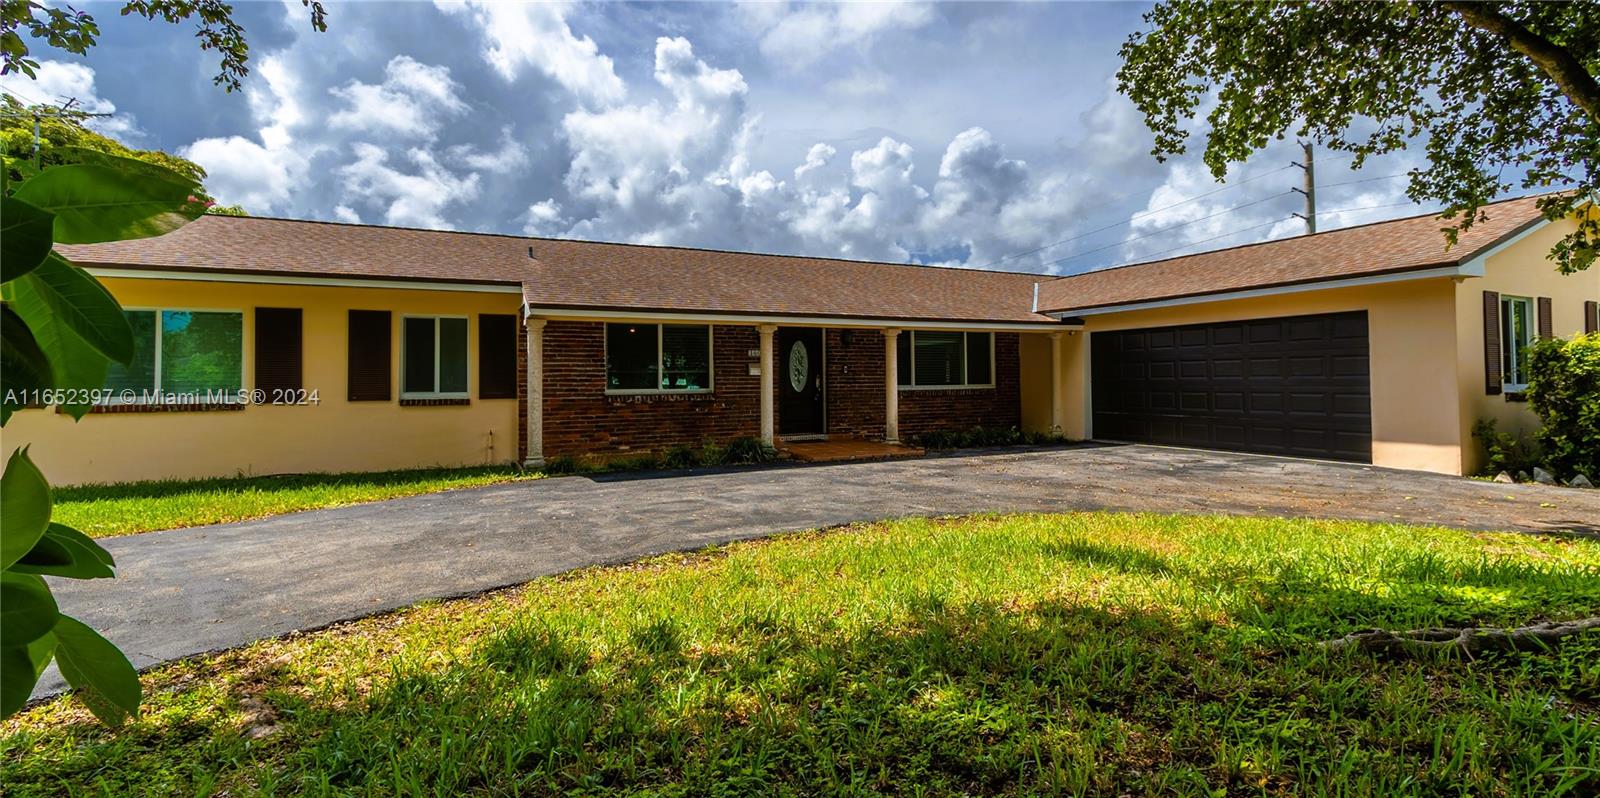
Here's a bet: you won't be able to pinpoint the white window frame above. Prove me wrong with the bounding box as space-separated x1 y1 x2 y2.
898 330 997 390
1501 295 1535 393
603 322 715 395
103 306 245 404
400 314 471 400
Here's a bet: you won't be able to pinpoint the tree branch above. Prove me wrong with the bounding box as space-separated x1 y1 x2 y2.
1443 1 1600 123
1321 616 1600 659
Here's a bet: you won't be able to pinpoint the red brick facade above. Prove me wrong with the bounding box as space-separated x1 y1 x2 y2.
522 321 1022 460
823 330 1021 439
540 322 761 457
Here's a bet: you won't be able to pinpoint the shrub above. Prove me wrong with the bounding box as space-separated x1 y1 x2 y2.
605 452 661 472
1526 333 1600 481
911 425 1025 450
1471 418 1541 477
541 454 587 475
660 444 700 469
720 436 778 464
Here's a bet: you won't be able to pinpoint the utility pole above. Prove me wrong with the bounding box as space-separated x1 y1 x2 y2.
1291 141 1317 235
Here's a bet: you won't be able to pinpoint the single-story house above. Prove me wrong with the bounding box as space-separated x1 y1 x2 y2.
8 194 1597 485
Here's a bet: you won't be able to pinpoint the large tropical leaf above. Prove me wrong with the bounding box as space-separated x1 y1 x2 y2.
11 161 205 245
1 196 55 283
1 447 51 569
10 523 116 579
0 304 52 425
4 252 132 364
0 572 59 645
54 615 140 727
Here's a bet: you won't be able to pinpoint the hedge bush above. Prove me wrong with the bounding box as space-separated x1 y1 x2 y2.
1526 332 1600 481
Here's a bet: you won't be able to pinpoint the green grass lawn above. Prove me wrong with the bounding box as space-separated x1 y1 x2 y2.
5 512 1600 796
52 465 544 538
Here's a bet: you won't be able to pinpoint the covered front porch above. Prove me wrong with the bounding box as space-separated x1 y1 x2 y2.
518 310 1078 465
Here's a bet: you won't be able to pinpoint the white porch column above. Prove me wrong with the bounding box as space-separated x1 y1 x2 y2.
883 328 901 443
524 317 548 467
1049 331 1065 434
758 324 777 446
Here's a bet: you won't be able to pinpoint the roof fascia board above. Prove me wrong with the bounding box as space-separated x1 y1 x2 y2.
1456 216 1551 277
86 267 524 294
1046 265 1467 318
526 305 1076 332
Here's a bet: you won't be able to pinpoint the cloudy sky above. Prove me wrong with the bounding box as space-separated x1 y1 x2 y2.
2 1 1436 275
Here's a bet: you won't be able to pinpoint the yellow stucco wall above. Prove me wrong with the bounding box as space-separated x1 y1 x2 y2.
2 276 523 486
1018 333 1053 434
1453 218 1600 474
1064 278 1465 474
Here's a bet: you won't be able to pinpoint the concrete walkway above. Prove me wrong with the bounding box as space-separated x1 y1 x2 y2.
36 444 1600 699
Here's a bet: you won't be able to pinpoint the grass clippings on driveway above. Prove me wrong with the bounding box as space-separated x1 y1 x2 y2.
52 465 543 538
5 512 1600 796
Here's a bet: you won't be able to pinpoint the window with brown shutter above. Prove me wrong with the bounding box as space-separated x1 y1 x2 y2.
1586 300 1598 334
1536 296 1553 340
1482 291 1501 395
254 308 302 395
348 310 392 401
478 314 517 399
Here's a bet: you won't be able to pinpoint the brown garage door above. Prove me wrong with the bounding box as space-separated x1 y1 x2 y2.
1090 311 1371 462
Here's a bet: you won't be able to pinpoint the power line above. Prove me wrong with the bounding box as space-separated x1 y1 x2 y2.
972 163 1298 270
1087 215 1292 269
977 150 1366 272
1319 172 1407 189
0 84 51 107
1069 198 1426 274
1044 190 1294 268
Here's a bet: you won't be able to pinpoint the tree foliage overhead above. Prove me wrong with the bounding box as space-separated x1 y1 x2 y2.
0 0 327 92
1118 0 1600 273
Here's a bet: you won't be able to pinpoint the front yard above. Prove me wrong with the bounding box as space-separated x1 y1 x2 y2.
5 511 1598 795
52 466 544 538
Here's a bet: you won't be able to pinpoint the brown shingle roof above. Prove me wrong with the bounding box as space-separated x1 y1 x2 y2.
58 194 1553 324
519 238 1051 323
57 215 534 285
61 215 1059 324
1035 195 1550 314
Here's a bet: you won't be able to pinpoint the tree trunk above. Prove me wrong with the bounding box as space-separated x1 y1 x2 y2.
1321 617 1600 659
1442 2 1600 124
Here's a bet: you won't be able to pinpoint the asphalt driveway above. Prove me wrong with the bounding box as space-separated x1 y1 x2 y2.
35 443 1600 699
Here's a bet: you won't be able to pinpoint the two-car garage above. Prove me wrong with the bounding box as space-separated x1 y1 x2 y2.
1088 311 1373 463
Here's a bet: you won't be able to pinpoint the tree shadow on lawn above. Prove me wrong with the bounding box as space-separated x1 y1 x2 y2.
22 586 1600 797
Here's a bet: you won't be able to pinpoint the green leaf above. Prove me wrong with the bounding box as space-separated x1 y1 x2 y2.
1 196 55 283
54 615 140 727
53 148 202 193
4 253 133 364
1 632 57 719
11 523 116 579
0 305 53 426
1 447 51 569
11 162 205 244
0 572 60 645
45 524 113 568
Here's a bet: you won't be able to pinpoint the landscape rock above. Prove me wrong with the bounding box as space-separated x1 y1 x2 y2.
1517 471 1532 483
1571 474 1595 489
1532 467 1557 485
1493 472 1515 484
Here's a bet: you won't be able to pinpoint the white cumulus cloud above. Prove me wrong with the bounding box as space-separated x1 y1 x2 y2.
435 0 625 106
328 55 467 139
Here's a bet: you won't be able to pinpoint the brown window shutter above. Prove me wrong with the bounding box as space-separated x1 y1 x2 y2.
1586 300 1598 334
478 314 517 399
254 308 303 394
1483 291 1501 395
1536 297 1554 340
348 310 392 401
